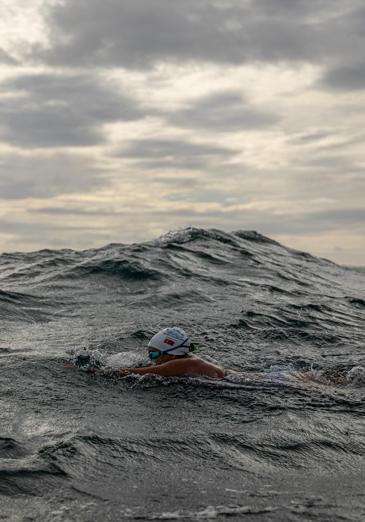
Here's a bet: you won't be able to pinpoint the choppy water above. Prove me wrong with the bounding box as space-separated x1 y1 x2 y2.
0 227 364 521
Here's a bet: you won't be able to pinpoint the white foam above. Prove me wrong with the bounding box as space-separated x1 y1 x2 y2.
104 352 146 369
67 348 147 370
347 366 365 386
153 227 196 246
138 505 275 520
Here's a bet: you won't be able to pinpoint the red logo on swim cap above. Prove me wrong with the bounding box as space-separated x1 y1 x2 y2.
164 338 175 346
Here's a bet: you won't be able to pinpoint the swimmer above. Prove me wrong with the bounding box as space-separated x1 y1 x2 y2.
69 327 354 386
94 327 225 379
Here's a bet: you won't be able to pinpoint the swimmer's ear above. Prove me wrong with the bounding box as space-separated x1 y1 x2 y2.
189 343 198 353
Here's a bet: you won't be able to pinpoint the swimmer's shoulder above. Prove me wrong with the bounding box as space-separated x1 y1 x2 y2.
158 355 224 378
184 355 225 378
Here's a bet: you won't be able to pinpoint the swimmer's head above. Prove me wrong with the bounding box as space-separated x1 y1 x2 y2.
148 327 196 361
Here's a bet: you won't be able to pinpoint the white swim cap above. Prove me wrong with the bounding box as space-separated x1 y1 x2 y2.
148 327 191 355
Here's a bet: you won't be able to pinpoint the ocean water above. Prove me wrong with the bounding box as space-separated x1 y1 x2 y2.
0 227 364 521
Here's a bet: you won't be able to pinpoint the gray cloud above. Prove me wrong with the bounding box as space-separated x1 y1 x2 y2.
270 209 359 234
0 217 115 252
321 62 365 90
290 131 336 144
0 153 108 199
0 48 17 64
26 200 364 231
28 206 117 216
157 206 365 236
317 4 365 90
0 73 143 148
298 154 365 174
254 0 355 20
311 208 365 225
169 91 278 131
117 138 238 170
19 204 365 235
0 219 89 234
38 0 364 69
2 201 363 260
148 176 198 187
165 191 242 205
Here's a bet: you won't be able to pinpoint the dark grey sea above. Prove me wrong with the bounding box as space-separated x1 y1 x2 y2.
1 228 364 521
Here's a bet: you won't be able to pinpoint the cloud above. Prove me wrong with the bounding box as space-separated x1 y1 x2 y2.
0 216 115 252
0 153 108 199
316 5 365 90
0 0 363 265
254 0 353 19
311 208 365 225
151 206 365 236
164 191 243 205
13 204 365 236
169 91 278 131
37 0 364 69
262 208 365 235
28 206 117 216
290 131 336 144
116 137 238 170
0 48 17 64
147 176 199 187
0 73 143 148
321 62 365 90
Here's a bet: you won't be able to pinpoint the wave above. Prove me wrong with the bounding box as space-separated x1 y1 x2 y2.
0 437 29 459
1 226 364 520
0 289 54 322
128 505 275 520
71 258 163 281
0 227 363 351
0 453 66 496
348 297 365 308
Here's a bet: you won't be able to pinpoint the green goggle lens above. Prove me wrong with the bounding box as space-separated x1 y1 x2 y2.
148 351 161 360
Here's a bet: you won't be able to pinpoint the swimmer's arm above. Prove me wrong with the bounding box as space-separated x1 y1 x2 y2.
102 360 190 377
65 362 168 377
114 367 162 376
91 367 149 377
224 369 240 375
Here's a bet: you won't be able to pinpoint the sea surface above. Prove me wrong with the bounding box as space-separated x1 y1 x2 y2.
0 227 364 521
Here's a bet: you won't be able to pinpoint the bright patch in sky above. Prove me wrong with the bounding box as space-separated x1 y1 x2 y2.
0 0 51 59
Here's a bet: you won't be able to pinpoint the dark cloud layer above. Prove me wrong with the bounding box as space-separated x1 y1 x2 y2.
21 203 365 232
0 153 107 199
311 208 365 225
38 0 363 72
168 206 365 236
321 63 365 90
254 0 358 20
169 91 278 131
0 73 142 148
117 138 238 170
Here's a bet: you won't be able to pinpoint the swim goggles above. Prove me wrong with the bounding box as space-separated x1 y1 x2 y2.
148 350 161 361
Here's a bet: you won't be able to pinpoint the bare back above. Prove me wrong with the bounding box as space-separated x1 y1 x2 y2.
164 355 225 378
117 355 225 379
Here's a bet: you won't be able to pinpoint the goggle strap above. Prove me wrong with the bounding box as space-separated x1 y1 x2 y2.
162 337 190 354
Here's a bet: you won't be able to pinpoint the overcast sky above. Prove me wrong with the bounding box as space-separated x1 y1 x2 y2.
0 0 364 264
